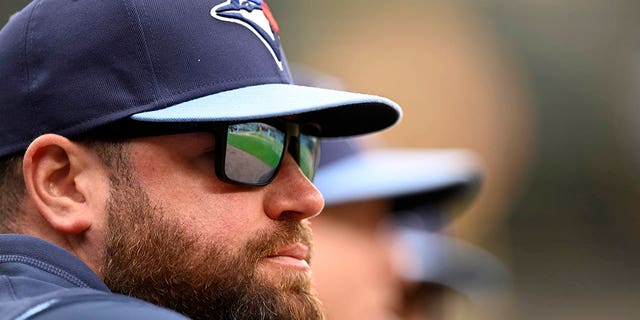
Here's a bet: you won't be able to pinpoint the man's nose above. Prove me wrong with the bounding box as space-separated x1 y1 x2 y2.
263 153 324 221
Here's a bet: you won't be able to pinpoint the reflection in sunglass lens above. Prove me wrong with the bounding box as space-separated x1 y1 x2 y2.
225 122 285 185
299 134 319 180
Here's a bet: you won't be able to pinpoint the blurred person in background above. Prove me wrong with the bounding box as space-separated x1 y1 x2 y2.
278 1 640 319
292 65 511 320
311 138 511 320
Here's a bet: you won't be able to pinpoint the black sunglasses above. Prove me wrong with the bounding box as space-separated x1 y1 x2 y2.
85 119 321 187
211 120 321 186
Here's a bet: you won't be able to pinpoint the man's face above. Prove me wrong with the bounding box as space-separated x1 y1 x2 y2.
98 132 324 320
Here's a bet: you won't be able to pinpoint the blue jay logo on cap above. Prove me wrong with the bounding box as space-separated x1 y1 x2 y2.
211 0 283 70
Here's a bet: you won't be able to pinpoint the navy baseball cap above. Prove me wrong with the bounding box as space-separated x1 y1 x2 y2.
0 0 401 158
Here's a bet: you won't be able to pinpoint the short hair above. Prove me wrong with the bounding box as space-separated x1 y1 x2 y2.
0 155 25 233
0 140 128 233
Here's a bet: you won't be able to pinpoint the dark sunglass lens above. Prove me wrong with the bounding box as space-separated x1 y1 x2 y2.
225 122 286 184
298 134 320 180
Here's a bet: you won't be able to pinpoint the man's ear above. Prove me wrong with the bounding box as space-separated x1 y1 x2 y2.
22 134 109 235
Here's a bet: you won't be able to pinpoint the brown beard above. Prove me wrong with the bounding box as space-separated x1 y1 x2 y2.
100 161 323 320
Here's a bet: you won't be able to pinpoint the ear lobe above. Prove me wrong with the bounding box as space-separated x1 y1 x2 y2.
23 134 101 235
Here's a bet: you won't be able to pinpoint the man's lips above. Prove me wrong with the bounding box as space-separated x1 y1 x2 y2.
262 243 310 271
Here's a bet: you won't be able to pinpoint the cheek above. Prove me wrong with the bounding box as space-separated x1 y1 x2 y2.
147 184 268 249
197 193 262 240
128 142 270 248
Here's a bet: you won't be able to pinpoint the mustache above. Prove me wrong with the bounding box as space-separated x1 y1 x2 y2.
244 220 314 263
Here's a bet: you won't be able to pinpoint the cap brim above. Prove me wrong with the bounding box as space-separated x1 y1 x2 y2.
313 148 482 206
130 83 402 137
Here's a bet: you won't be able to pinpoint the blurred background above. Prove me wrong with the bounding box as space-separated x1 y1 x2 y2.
3 1 639 319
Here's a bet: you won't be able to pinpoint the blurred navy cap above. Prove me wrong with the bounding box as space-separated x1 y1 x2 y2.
392 227 511 306
314 138 482 227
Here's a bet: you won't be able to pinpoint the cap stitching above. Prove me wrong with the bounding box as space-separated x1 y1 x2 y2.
139 0 166 98
169 74 284 96
23 0 44 117
121 0 160 101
